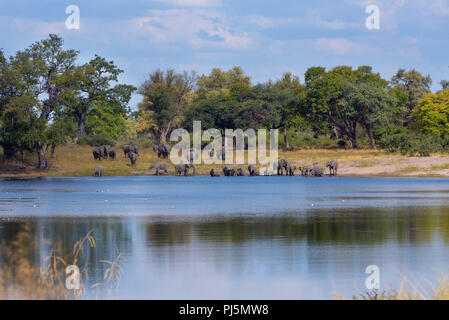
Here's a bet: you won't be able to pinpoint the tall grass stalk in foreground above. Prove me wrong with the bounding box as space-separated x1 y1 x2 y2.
335 275 449 300
0 225 121 299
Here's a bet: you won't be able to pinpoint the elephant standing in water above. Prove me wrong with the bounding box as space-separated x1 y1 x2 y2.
287 164 297 176
236 168 245 176
149 162 169 175
175 163 195 176
248 165 259 176
210 168 221 177
326 159 339 176
223 166 236 176
311 162 325 176
277 159 291 175
93 166 103 176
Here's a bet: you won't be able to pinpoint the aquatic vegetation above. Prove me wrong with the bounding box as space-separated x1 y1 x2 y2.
0 225 121 300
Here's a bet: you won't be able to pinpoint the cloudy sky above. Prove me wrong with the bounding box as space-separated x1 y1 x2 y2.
1 0 448 109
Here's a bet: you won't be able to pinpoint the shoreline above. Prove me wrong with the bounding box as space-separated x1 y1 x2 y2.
2 145 449 179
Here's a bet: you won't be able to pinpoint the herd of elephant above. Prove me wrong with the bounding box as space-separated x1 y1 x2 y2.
92 143 339 177
92 144 139 176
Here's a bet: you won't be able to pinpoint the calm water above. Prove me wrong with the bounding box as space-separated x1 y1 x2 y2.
1 176 449 299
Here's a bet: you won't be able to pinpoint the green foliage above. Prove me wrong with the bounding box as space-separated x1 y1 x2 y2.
78 135 115 147
86 100 126 139
390 68 432 125
413 89 449 135
379 127 445 156
138 69 196 143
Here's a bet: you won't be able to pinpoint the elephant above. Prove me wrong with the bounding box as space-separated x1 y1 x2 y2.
223 166 235 176
123 145 138 158
153 144 170 159
311 163 325 177
100 145 111 158
93 166 103 176
210 168 221 177
326 159 339 176
123 145 131 157
128 151 138 165
236 168 245 176
93 148 102 161
287 164 297 176
108 150 116 160
299 165 313 176
149 161 168 175
248 165 259 176
175 163 195 176
277 158 291 175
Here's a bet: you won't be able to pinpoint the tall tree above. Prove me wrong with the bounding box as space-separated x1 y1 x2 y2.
302 66 392 149
70 55 135 140
0 35 78 169
413 89 449 135
138 69 196 143
390 68 432 125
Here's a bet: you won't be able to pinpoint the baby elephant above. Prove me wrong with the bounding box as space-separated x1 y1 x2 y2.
287 164 296 176
149 162 169 175
93 166 103 177
311 163 325 177
210 168 221 177
175 163 195 176
236 168 245 176
326 159 339 176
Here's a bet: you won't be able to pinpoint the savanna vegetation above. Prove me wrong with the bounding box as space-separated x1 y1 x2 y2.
1 34 449 173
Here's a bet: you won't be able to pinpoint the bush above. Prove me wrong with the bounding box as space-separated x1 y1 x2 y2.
78 135 115 147
379 129 443 157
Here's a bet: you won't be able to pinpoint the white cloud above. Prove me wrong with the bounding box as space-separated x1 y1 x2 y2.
127 9 255 50
429 0 449 16
313 38 372 55
153 0 222 8
0 16 66 36
250 16 298 29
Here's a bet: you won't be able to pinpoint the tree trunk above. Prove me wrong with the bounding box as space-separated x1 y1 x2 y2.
332 126 340 139
76 111 87 141
51 143 56 157
20 150 25 165
283 126 290 150
160 124 171 144
36 142 48 170
365 125 376 150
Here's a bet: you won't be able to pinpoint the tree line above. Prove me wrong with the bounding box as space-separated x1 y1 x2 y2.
1 34 449 169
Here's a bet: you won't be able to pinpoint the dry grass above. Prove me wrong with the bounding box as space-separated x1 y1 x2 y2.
0 224 121 300
0 145 404 177
343 275 449 300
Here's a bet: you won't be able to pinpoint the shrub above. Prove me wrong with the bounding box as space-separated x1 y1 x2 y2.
78 135 115 147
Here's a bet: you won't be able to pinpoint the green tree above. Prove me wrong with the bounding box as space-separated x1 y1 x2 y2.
138 69 196 143
413 90 449 135
69 55 135 140
0 35 78 169
302 66 393 149
391 68 432 125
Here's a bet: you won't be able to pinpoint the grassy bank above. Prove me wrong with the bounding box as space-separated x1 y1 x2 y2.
1 145 449 177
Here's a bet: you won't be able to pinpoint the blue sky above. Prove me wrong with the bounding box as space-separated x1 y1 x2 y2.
1 0 448 109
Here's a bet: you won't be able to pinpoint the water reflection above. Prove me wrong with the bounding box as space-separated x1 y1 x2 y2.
1 204 449 298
